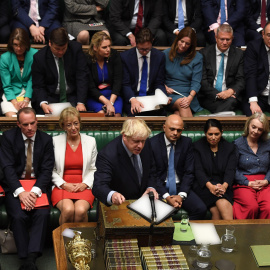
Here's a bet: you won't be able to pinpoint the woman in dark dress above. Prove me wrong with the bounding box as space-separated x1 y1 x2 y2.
86 31 123 116
193 119 236 220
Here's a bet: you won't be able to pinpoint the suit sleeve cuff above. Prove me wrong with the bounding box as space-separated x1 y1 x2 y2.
40 101 48 107
13 187 25 197
163 192 170 199
257 27 263 32
173 29 179 34
249 97 258 103
178 192 187 199
31 186 42 197
107 190 115 205
209 23 219 31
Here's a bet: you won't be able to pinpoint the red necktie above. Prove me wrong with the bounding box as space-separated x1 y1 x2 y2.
261 0 266 28
135 0 143 34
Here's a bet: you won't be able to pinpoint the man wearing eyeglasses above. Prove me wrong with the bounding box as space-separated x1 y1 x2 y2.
150 115 207 220
121 28 169 116
244 21 270 116
198 24 244 113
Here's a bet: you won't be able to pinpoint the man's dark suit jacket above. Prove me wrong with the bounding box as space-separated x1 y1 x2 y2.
11 0 59 29
199 44 244 103
245 0 270 30
108 0 163 36
92 135 157 206
149 132 194 197
201 0 245 45
201 0 245 31
87 48 122 101
244 38 268 100
163 0 203 34
120 47 166 115
0 128 55 195
32 41 88 113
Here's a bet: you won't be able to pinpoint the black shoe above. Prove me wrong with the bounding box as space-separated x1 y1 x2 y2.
21 262 37 270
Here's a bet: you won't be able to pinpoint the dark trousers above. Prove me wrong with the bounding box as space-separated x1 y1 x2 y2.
182 190 207 220
199 96 239 113
109 28 167 46
5 192 50 258
0 24 10 43
242 95 270 116
11 20 61 41
165 25 206 47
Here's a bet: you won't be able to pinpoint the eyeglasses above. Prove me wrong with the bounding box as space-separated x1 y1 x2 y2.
12 43 23 48
137 47 152 53
66 122 80 129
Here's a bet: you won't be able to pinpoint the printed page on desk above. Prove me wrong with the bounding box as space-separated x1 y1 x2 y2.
127 194 176 225
189 222 221 245
250 245 270 266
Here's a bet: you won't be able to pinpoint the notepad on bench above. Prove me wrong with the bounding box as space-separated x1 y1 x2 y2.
250 245 270 267
19 180 49 209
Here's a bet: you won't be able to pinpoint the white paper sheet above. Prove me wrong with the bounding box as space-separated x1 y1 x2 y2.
135 89 169 112
189 222 221 245
46 102 72 116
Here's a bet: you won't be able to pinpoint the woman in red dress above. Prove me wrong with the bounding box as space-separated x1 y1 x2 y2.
51 107 97 224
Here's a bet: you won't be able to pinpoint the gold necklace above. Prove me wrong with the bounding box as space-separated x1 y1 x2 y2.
211 148 218 157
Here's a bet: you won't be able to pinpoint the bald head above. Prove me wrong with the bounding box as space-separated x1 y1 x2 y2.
163 115 184 142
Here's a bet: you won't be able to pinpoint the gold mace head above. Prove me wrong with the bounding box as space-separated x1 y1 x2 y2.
65 231 92 270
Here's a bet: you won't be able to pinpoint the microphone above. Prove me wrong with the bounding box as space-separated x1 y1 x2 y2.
148 191 157 223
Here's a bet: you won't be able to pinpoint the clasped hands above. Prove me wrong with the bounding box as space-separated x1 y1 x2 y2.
207 182 227 197
166 195 183 208
216 89 236 100
248 180 269 190
61 183 87 192
111 188 158 205
19 191 37 211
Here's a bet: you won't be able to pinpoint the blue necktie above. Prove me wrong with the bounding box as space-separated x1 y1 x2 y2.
178 0 185 31
139 56 147 96
166 144 177 195
215 53 224 92
133 154 142 185
220 0 226 24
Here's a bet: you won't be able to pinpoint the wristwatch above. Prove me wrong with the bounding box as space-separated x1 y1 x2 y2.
179 194 186 200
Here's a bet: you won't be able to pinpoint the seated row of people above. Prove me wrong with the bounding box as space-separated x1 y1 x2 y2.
2 23 270 117
0 0 268 47
0 107 270 268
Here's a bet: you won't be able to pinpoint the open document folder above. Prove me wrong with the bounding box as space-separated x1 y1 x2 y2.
127 194 176 225
135 89 169 112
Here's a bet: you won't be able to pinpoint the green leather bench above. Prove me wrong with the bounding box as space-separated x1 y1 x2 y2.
0 130 244 229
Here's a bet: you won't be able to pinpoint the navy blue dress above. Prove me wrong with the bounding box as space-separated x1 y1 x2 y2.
86 62 123 114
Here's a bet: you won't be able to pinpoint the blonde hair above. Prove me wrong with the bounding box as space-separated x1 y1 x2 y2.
88 31 111 59
243 112 269 141
121 119 151 139
59 107 81 130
